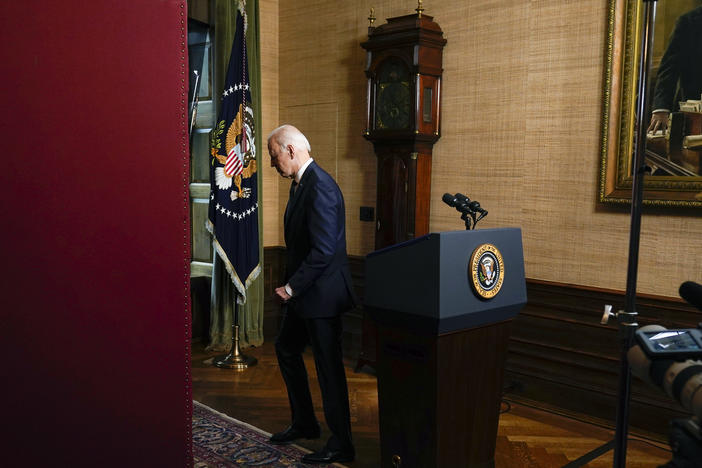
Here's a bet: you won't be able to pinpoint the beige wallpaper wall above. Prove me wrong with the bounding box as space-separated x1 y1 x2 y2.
260 0 702 298
259 0 280 246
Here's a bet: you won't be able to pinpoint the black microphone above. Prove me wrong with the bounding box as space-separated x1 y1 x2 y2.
441 192 458 206
442 193 471 212
456 193 476 212
680 281 702 312
466 200 484 213
455 193 471 205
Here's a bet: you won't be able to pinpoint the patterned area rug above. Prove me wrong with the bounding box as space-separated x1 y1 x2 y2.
193 401 345 468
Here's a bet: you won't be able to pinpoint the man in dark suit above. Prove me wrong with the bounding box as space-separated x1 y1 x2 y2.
267 124 356 464
648 5 702 134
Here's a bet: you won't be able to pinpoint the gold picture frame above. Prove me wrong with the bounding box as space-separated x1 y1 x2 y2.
599 0 702 207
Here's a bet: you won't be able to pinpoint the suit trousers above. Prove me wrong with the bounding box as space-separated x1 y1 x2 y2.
275 304 353 452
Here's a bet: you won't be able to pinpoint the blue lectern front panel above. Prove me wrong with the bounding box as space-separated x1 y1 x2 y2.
365 228 527 333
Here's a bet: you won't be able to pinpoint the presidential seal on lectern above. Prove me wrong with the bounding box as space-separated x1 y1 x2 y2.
469 243 504 299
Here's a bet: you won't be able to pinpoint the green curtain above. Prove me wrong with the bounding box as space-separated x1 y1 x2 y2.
207 0 264 351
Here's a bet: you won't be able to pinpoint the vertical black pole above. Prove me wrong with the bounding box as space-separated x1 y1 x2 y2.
626 0 657 311
612 1 657 467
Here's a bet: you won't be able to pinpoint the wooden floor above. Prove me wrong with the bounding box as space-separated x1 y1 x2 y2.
191 341 672 467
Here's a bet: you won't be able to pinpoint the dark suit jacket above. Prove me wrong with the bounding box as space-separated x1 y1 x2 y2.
284 161 355 318
652 6 702 111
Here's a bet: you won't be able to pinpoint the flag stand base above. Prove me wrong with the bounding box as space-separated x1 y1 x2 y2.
214 292 257 370
215 324 258 370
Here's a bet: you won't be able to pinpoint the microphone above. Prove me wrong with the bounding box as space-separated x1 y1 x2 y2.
441 192 458 206
442 192 489 229
442 193 471 212
466 200 486 214
680 281 702 312
454 193 470 205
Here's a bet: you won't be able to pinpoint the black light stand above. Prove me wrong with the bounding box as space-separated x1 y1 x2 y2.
612 1 657 465
564 1 657 467
214 292 258 370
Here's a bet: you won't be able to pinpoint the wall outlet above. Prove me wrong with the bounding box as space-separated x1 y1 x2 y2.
359 206 374 222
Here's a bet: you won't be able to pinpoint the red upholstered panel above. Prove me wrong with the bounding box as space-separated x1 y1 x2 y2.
0 1 192 466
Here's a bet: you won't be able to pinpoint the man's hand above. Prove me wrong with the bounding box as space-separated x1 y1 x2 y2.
274 286 292 303
648 111 670 134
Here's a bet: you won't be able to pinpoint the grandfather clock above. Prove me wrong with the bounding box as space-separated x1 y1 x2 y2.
362 4 446 249
355 5 446 373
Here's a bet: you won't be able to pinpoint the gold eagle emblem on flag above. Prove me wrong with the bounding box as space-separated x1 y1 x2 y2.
211 102 257 200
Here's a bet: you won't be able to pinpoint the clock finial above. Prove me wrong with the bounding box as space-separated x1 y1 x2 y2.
368 7 376 28
415 0 424 18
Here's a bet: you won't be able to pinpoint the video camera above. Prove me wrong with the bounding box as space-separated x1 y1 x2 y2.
625 281 702 468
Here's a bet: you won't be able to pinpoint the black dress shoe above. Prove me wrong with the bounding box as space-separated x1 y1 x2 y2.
269 425 320 445
301 448 355 464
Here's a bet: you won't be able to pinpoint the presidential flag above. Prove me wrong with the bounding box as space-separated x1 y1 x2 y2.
207 3 260 302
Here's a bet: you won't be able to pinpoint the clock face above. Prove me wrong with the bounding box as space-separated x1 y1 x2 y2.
375 59 411 130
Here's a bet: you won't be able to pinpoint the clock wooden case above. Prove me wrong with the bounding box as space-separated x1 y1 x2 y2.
362 12 446 249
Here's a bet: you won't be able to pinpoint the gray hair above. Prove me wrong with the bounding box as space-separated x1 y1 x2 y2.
267 124 311 153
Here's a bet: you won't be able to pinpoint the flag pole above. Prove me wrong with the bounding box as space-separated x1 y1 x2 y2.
208 1 260 372
214 292 257 370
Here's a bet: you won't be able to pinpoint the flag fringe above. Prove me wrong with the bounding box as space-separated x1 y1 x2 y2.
206 219 261 304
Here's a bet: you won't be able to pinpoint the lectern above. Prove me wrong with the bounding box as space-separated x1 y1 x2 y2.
364 228 526 468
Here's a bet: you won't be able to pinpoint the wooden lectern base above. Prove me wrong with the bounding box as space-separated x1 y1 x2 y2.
374 318 513 468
